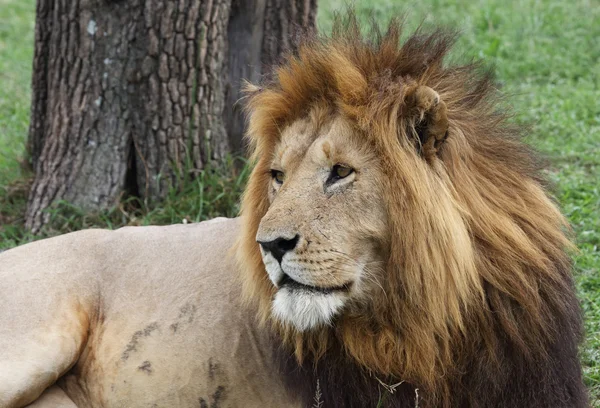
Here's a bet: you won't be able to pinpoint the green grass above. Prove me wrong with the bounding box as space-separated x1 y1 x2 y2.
0 155 249 247
0 0 599 403
0 0 34 184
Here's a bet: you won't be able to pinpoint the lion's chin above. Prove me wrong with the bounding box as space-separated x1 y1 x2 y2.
272 286 346 331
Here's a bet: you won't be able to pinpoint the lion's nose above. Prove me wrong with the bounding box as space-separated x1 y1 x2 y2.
258 235 299 263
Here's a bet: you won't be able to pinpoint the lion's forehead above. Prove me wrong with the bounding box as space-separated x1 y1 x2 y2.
275 118 314 167
276 115 353 166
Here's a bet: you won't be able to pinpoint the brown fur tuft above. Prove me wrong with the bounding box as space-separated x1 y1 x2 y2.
236 11 586 407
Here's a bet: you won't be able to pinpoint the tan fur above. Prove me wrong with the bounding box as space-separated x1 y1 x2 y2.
25 386 77 408
236 14 575 404
0 219 298 408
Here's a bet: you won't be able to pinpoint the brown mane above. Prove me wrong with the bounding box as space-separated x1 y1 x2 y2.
235 12 585 407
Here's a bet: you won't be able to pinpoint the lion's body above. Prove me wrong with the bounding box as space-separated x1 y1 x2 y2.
0 219 297 408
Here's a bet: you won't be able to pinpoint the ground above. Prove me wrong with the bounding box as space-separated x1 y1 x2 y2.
0 0 598 403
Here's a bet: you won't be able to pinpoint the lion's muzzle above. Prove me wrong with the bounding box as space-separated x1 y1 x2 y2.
257 235 299 264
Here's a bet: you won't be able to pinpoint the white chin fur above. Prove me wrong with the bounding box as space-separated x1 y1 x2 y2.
272 287 346 331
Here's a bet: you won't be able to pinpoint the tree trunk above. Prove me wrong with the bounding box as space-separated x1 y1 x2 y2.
225 0 317 153
26 0 317 232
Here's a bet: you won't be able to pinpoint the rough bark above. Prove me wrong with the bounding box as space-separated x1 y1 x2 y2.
28 0 53 169
131 0 232 200
224 0 267 154
27 0 139 232
262 0 318 67
26 0 317 232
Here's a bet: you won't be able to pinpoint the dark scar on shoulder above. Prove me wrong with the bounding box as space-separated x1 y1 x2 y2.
199 385 226 408
138 360 153 374
170 303 198 334
121 322 159 361
208 358 219 380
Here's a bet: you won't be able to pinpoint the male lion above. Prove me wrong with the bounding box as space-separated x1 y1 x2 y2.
0 13 588 408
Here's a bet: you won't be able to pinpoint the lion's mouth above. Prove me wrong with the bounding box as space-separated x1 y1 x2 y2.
278 273 352 294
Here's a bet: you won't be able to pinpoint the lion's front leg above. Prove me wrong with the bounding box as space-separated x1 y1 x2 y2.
24 386 78 408
0 234 100 408
0 320 88 408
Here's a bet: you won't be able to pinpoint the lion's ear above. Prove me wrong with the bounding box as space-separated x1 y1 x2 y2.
406 85 449 160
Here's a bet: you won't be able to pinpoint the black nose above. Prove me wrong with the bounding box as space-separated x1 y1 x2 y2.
258 235 299 263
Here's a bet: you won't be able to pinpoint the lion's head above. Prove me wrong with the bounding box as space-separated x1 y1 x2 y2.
235 13 579 404
254 113 390 331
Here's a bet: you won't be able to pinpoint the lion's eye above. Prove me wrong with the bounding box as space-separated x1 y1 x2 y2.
271 170 285 184
331 164 354 181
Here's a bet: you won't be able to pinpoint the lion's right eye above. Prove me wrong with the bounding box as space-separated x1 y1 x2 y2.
326 164 354 184
270 170 285 184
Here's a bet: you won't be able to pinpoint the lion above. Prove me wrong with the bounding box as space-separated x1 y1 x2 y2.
0 12 588 408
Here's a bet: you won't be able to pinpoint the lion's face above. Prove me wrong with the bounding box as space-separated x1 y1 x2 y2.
255 114 388 331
